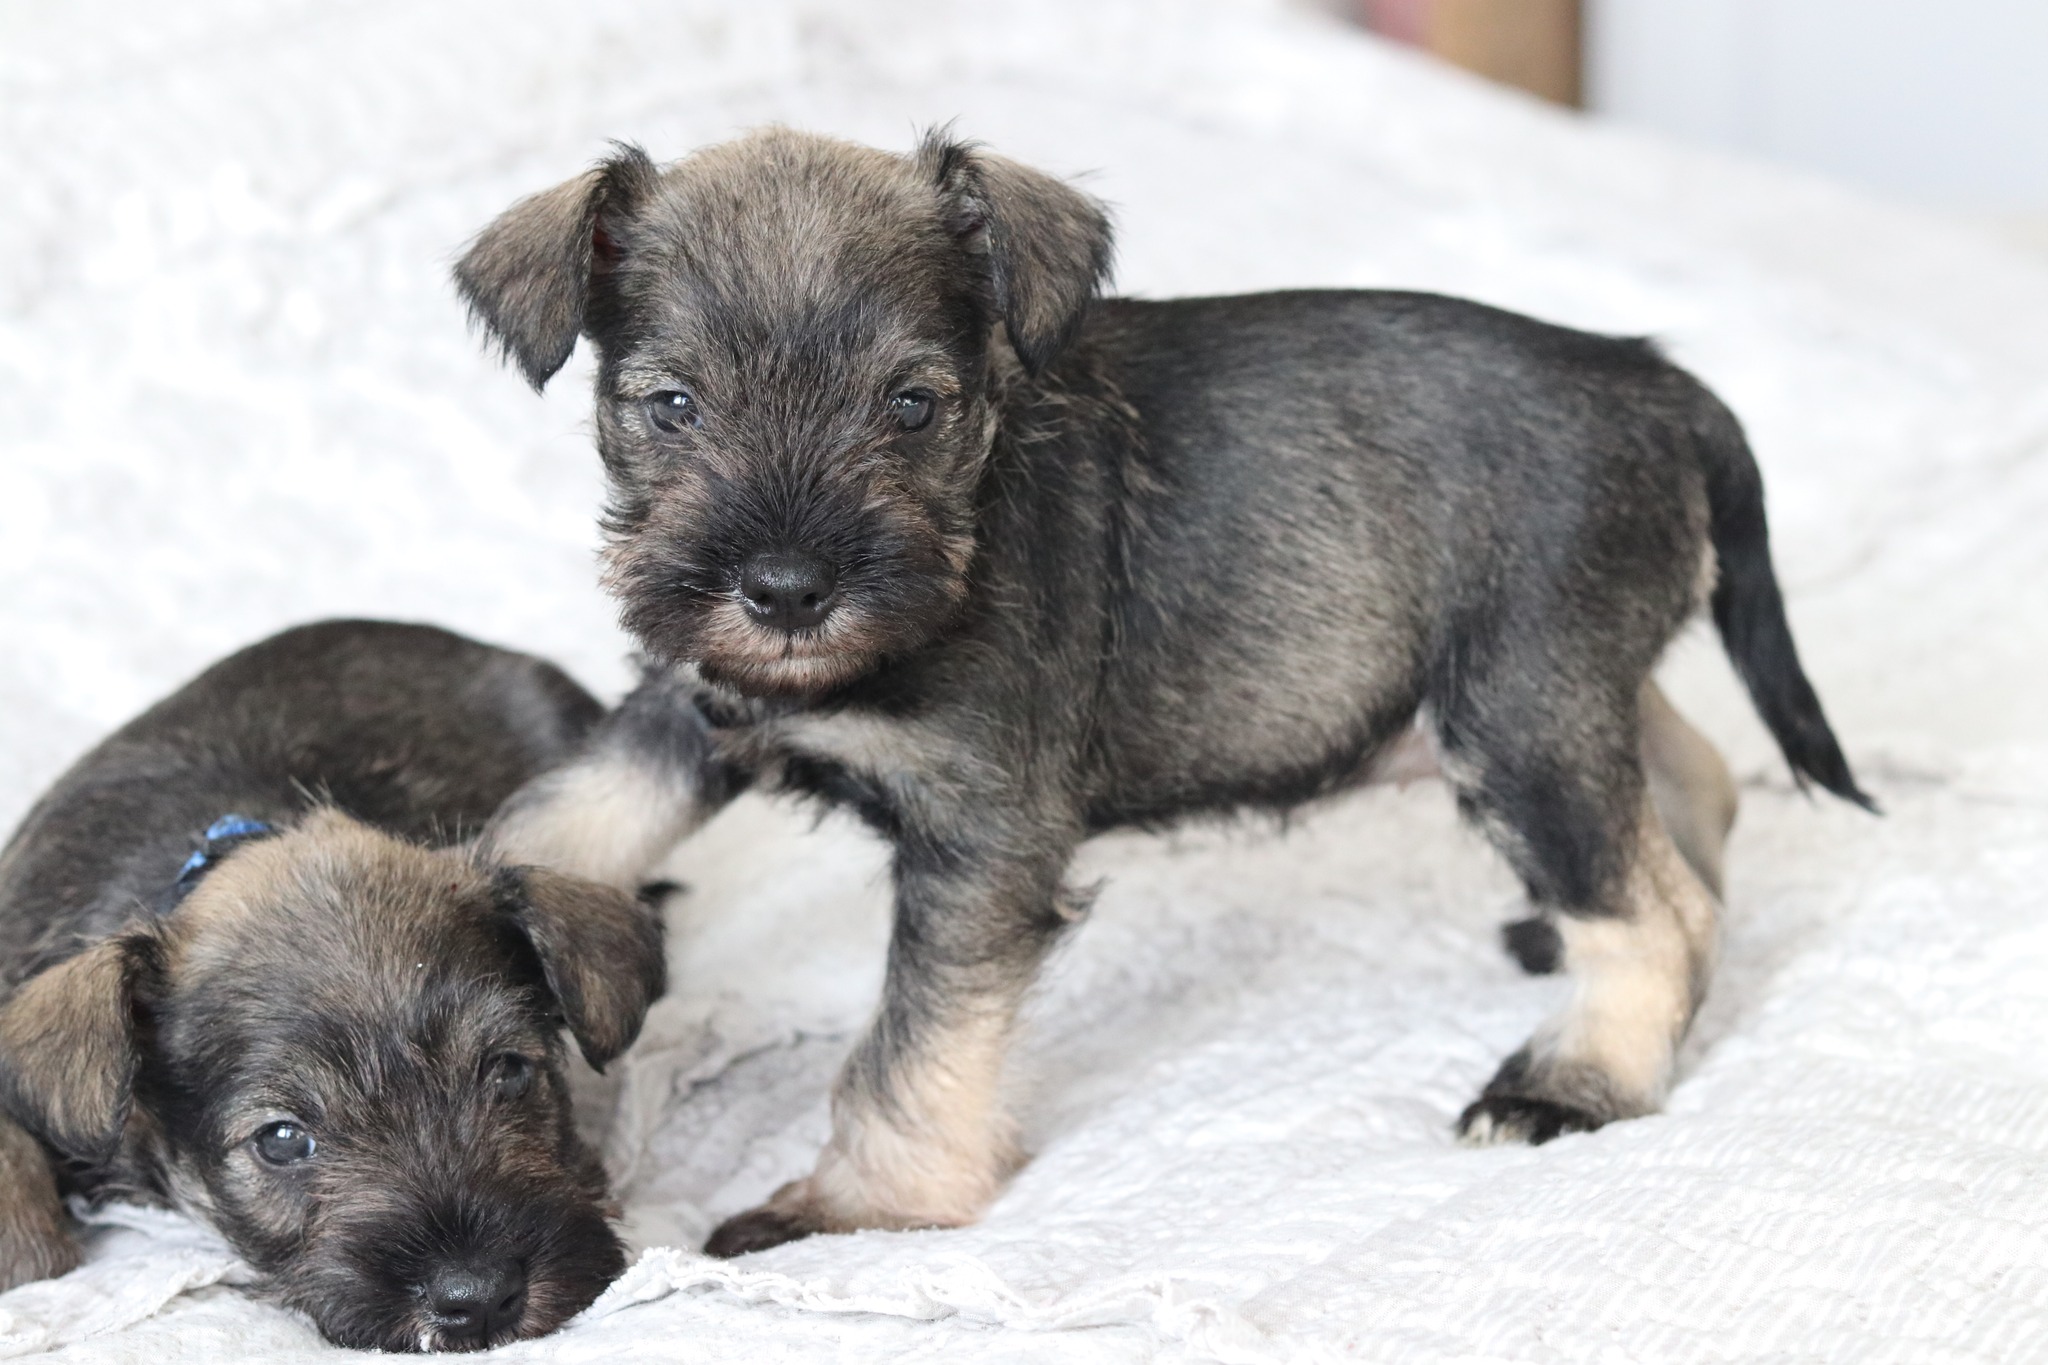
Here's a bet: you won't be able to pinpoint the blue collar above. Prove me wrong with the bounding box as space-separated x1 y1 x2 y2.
161 814 275 912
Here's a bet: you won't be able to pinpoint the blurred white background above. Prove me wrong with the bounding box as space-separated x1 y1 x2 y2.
1588 0 2048 217
1349 0 2048 248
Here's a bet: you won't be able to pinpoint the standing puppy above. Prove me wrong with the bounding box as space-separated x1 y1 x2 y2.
0 621 665 1350
454 129 1871 1256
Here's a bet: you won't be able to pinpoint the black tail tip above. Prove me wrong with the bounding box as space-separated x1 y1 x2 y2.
1772 708 1881 815
1796 759 1881 816
1817 779 1881 816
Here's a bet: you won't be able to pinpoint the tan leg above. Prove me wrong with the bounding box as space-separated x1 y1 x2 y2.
483 746 705 887
1638 680 1738 900
1462 795 1719 1141
703 845 1068 1256
0 1114 77 1290
481 671 735 887
726 1010 1018 1249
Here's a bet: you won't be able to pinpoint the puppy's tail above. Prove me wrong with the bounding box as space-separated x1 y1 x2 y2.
1695 394 1877 812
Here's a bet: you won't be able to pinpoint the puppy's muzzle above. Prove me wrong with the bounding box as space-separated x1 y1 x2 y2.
740 549 838 631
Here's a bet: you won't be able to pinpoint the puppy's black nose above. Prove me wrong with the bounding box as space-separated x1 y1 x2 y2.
740 550 838 631
425 1259 526 1344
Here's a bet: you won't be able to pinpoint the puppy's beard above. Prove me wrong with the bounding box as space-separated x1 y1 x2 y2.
278 1189 623 1352
413 1317 520 1355
690 598 886 697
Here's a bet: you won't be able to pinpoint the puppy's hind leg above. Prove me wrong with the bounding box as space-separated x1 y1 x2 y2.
1442 678 1719 1144
1503 682 1733 977
1462 799 1718 1142
1639 679 1737 901
482 669 741 888
0 1114 77 1290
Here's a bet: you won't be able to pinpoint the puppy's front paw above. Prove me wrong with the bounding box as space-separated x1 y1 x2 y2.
1456 1094 1603 1146
702 1180 831 1258
703 1207 820 1258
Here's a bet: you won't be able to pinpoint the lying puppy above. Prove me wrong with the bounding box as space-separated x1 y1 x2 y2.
0 620 665 1351
453 128 1872 1255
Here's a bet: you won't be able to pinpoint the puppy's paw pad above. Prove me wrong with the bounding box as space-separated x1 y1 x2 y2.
1456 1095 1602 1147
703 1206 821 1258
1500 917 1562 975
636 879 688 907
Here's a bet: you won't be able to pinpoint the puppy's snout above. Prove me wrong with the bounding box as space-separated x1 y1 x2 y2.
741 550 838 631
424 1258 526 1347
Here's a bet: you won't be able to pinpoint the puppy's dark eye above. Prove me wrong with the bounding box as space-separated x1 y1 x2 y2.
888 389 935 432
254 1121 316 1166
645 389 701 434
487 1053 535 1102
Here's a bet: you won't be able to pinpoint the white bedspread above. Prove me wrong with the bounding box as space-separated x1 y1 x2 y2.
3 1 2047 1360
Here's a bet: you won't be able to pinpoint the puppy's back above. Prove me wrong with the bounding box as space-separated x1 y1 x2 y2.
0 620 602 989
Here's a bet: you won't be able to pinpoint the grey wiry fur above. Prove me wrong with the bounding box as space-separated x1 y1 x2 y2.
455 127 1870 1255
0 621 665 1350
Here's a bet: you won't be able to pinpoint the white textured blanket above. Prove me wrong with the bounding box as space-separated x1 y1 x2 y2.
3 1 2047 1360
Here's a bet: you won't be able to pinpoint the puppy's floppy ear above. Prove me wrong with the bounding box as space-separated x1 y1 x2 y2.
919 131 1115 375
454 143 660 391
498 867 665 1071
0 933 157 1164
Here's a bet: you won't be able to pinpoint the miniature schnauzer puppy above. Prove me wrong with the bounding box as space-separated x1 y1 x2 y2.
0 621 666 1351
453 128 1871 1256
